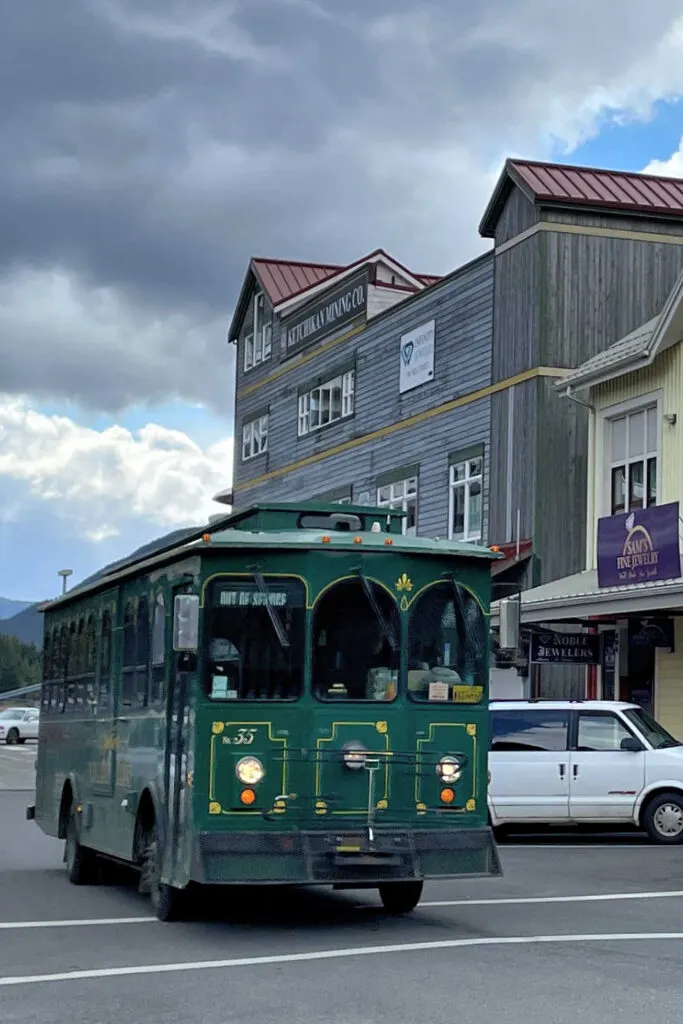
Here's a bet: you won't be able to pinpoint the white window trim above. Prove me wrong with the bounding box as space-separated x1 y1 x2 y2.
241 413 269 461
243 291 272 373
376 476 418 536
297 368 355 437
596 390 662 519
448 455 483 543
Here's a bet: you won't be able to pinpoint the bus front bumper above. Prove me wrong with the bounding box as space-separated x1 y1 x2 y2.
194 827 501 885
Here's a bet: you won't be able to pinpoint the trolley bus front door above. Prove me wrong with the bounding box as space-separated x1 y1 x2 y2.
162 585 196 884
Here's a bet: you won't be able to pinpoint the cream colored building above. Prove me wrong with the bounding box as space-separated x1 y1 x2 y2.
492 269 683 735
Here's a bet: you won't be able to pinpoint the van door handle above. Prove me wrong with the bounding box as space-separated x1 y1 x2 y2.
573 764 579 778
559 763 566 778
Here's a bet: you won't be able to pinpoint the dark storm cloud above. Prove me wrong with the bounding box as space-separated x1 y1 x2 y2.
1 0 682 412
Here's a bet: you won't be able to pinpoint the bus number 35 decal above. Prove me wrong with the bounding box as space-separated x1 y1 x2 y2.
222 728 257 746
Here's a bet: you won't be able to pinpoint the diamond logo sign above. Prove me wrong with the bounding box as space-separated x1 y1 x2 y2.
398 320 435 394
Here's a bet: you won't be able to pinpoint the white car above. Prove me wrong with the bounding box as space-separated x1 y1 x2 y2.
0 707 40 745
488 699 683 844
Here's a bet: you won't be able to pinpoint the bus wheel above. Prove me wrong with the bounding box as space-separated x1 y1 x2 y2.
65 809 97 885
378 881 424 914
141 834 184 922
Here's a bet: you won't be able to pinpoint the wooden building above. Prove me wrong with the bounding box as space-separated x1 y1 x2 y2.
227 160 683 698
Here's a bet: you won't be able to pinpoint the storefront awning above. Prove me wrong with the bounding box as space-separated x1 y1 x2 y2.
490 567 683 626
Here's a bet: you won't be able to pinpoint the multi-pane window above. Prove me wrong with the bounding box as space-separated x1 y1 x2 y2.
241 414 269 460
243 291 272 372
298 369 355 436
449 453 483 542
377 476 417 535
608 405 658 515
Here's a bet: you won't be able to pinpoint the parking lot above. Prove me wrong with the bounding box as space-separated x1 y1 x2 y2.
3 746 683 1024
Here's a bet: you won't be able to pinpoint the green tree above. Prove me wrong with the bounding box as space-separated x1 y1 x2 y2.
0 635 42 693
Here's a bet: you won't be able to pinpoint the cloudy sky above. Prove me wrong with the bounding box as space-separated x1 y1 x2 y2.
2 0 683 602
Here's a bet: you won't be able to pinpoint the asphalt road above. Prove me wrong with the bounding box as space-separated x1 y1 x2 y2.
0 743 36 791
3 752 683 1023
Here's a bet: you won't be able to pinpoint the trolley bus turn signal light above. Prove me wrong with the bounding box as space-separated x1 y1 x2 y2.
240 788 256 806
440 788 455 804
385 538 393 545
322 535 331 543
202 533 211 542
353 536 363 544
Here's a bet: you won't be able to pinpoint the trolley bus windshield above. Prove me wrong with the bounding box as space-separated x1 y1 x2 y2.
205 577 305 700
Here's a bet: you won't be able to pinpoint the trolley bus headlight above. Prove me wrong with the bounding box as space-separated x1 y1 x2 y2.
436 756 462 784
235 756 265 785
342 742 367 770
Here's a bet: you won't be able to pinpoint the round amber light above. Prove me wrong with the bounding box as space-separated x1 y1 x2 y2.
240 788 256 805
440 788 455 804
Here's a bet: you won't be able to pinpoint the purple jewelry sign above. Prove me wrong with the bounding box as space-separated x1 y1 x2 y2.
597 502 681 588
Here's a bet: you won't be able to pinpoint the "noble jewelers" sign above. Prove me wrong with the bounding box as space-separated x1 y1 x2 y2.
281 270 368 355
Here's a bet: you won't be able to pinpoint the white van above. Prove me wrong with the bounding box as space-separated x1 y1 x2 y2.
488 700 683 844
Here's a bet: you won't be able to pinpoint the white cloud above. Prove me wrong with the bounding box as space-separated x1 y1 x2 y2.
0 395 233 538
643 135 683 177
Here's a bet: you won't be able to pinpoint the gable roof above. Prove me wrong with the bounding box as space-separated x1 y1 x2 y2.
480 158 683 238
228 250 442 341
251 258 342 305
555 265 683 393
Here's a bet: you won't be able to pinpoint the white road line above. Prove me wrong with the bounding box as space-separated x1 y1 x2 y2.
0 917 155 931
3 932 683 987
505 843 649 850
3 889 680 932
420 890 683 908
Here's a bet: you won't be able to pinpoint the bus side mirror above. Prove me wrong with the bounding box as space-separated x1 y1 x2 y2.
173 594 200 652
498 597 520 651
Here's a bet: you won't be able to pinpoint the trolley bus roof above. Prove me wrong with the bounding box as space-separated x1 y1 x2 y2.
40 503 501 612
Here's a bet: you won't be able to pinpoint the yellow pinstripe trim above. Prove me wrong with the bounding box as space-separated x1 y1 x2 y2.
234 365 571 492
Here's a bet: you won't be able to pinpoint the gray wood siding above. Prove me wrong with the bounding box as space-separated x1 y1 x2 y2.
233 255 494 540
235 396 491 541
543 207 683 237
542 229 683 367
492 236 541 381
495 187 539 246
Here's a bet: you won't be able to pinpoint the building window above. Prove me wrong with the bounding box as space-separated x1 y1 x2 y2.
244 291 272 372
242 414 269 461
377 476 418 535
298 369 355 436
608 405 657 515
449 452 483 542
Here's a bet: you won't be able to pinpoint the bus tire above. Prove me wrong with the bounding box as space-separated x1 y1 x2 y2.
378 880 424 914
141 833 185 922
65 808 97 885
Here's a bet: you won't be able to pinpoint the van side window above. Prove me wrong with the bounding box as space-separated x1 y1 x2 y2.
576 713 633 751
491 710 569 752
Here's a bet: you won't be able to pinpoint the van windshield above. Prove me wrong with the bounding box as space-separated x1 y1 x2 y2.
622 707 681 749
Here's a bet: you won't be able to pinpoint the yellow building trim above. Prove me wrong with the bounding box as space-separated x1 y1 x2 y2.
496 219 683 256
234 364 572 493
237 323 366 399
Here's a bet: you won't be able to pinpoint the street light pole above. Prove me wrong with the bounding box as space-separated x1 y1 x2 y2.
57 569 73 595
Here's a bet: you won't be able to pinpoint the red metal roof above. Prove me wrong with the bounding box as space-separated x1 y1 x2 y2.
251 258 342 306
250 252 442 307
480 158 683 238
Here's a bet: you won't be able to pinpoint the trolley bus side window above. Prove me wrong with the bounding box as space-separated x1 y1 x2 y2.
407 581 487 701
312 578 399 701
204 577 305 700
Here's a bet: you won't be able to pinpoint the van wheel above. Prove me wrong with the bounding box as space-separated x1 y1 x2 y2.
378 881 423 914
643 792 683 844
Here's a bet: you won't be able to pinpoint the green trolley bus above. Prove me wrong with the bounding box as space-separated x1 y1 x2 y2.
28 502 502 920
